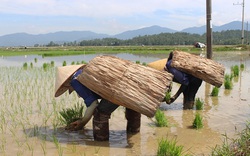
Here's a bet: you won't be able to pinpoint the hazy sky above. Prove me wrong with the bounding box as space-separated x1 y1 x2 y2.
0 0 249 36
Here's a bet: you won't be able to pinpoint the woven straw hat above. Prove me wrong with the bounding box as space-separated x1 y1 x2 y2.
147 58 167 71
54 64 85 97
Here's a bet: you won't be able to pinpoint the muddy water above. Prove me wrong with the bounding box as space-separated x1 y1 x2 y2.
1 51 250 156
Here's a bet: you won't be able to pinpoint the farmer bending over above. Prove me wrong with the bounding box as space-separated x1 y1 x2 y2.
55 64 141 141
164 52 202 109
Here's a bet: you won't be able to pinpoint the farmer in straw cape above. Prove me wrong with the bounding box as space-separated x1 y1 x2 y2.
54 64 141 141
148 52 202 109
164 52 202 109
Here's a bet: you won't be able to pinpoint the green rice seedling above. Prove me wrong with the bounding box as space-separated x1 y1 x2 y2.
34 58 37 63
224 73 233 82
30 62 33 68
193 113 203 129
43 63 49 71
62 60 67 66
142 62 147 66
52 135 64 156
224 73 233 89
59 102 84 126
195 98 204 110
224 79 233 90
231 65 239 77
211 123 250 156
240 63 245 70
157 138 185 156
81 60 87 64
71 61 75 65
164 91 171 103
211 86 219 97
155 109 168 127
50 61 55 67
40 141 47 156
135 60 140 64
23 62 28 69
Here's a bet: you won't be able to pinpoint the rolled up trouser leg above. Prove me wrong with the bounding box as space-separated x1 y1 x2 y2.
93 109 110 141
125 108 141 134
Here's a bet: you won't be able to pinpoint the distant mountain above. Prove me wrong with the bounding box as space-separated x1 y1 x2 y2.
0 21 248 47
182 21 249 35
0 31 109 47
114 25 177 40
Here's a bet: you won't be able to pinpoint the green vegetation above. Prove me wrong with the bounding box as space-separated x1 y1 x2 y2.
231 65 239 77
0 44 249 57
211 86 219 97
164 91 171 103
212 122 250 156
155 109 168 127
23 62 28 69
224 73 233 89
135 60 140 64
195 98 204 110
240 63 245 69
62 60 67 66
193 113 203 129
157 138 185 156
59 103 84 126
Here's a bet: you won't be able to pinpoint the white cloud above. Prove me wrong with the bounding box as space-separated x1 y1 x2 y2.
0 0 249 35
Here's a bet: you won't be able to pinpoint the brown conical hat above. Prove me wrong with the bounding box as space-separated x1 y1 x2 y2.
54 64 85 97
147 58 167 71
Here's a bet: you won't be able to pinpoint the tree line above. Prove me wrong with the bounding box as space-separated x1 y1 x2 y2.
47 30 250 47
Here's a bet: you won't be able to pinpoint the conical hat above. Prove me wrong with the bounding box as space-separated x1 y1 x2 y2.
147 58 167 71
55 64 85 97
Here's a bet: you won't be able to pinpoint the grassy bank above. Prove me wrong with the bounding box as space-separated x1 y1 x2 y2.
0 45 249 56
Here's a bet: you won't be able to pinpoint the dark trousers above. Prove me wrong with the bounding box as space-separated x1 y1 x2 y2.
183 77 202 109
93 99 141 141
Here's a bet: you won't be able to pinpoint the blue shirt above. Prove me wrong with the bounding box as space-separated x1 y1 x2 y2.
166 60 190 86
70 69 100 107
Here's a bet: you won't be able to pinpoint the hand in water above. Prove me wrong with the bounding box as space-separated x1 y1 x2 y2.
165 96 176 104
65 119 84 131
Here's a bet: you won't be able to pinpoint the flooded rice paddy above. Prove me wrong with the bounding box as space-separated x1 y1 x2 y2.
0 51 250 156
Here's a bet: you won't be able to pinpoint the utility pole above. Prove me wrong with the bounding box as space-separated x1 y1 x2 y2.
206 0 212 59
234 0 245 45
247 21 249 45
